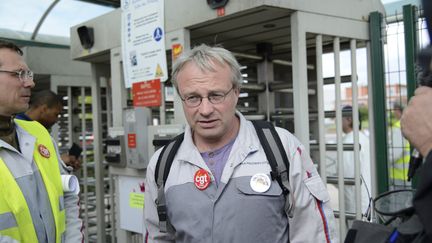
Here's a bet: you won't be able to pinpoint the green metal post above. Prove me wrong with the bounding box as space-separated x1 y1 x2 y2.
403 4 419 187
404 4 418 99
370 11 389 194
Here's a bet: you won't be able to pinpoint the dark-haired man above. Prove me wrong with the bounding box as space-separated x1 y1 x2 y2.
16 90 81 170
16 90 63 129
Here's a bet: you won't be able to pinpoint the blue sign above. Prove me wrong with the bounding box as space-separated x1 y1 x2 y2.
153 27 163 42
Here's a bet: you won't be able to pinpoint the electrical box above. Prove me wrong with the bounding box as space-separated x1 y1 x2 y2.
105 136 127 167
123 107 151 169
147 124 185 156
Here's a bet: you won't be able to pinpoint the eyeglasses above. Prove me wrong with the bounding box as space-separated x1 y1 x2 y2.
181 86 235 107
0 69 34 83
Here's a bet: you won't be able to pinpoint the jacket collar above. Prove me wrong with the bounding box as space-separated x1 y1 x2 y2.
175 111 260 168
0 123 36 162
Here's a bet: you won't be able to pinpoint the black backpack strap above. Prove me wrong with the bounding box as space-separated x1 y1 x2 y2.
154 133 184 233
252 120 293 215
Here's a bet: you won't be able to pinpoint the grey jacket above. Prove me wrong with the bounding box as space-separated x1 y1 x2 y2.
0 123 83 243
144 113 338 243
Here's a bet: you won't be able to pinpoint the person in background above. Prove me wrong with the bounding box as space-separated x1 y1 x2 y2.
15 90 81 171
0 39 82 242
144 44 338 243
15 90 63 129
341 105 371 219
388 102 411 189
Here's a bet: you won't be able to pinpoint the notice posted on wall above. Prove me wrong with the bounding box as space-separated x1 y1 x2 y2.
121 0 168 88
118 175 146 233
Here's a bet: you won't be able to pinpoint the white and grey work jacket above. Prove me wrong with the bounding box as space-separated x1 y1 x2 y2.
144 113 338 243
0 123 83 243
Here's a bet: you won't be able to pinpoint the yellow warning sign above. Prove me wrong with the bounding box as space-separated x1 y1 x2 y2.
155 64 164 78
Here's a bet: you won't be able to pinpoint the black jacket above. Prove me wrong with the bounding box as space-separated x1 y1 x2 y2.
413 150 432 242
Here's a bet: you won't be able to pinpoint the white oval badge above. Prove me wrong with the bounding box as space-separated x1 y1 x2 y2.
38 144 50 158
250 173 271 193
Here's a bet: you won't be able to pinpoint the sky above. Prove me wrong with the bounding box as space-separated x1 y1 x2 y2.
0 0 113 37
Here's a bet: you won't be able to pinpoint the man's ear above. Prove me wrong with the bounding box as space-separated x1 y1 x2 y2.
40 104 49 114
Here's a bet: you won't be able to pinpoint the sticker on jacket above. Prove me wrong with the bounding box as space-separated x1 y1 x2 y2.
194 169 211 190
38 144 51 158
250 173 271 193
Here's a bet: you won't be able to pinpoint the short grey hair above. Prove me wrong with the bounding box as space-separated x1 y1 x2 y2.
171 44 243 89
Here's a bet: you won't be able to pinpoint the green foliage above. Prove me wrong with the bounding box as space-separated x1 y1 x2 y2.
359 105 369 128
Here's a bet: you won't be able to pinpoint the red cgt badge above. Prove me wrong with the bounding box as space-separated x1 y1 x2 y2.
38 144 50 158
194 169 211 190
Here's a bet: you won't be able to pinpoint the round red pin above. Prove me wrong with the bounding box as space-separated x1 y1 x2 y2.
38 144 50 158
194 169 211 190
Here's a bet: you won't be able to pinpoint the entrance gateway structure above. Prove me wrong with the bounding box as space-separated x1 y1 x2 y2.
70 1 385 242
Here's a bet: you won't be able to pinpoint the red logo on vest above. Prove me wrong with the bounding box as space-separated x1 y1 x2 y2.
194 169 210 190
38 144 50 158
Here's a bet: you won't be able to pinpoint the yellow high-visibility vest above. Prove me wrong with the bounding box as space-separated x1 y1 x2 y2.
390 120 410 182
0 119 65 242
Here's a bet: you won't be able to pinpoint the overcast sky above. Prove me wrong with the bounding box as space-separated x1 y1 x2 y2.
0 0 113 37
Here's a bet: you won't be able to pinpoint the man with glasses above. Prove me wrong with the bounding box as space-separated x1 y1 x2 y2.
0 40 82 242
144 44 337 242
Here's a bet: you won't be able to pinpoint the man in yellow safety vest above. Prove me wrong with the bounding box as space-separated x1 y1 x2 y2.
388 102 411 189
0 40 83 242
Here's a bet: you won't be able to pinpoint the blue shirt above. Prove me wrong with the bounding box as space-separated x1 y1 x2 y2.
200 138 236 186
15 113 32 121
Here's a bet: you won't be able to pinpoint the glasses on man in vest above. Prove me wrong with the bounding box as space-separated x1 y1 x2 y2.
0 69 34 83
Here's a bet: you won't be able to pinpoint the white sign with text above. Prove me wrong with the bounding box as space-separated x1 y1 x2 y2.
121 0 168 88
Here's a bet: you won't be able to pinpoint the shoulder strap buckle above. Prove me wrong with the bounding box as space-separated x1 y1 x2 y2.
251 120 291 196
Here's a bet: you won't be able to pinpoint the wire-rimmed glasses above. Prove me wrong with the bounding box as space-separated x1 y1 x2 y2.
181 86 235 107
0 69 34 83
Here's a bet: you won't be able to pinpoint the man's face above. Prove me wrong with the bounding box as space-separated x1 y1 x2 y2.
394 109 403 120
39 104 62 129
342 116 352 134
0 48 34 116
177 61 239 144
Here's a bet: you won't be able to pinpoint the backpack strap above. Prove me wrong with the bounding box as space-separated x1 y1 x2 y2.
154 133 184 233
251 120 293 215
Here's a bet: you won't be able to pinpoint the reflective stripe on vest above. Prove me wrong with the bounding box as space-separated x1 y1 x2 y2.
390 120 410 181
0 120 66 242
390 154 410 182
0 160 37 242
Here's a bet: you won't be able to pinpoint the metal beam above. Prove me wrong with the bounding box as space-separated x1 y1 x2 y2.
31 0 60 40
403 5 418 103
403 4 419 188
370 11 389 194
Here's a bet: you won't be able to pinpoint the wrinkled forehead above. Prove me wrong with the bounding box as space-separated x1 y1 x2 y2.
0 48 27 68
